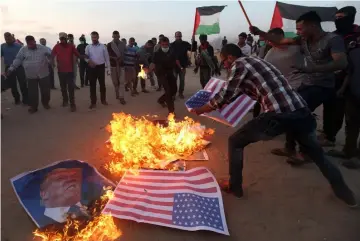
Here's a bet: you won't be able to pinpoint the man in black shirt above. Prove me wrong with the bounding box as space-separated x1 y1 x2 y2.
151 37 178 115
77 35 89 86
222 36 227 48
170 31 191 99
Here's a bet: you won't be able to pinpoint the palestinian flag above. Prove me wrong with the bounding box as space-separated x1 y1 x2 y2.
270 2 338 37
193 6 226 36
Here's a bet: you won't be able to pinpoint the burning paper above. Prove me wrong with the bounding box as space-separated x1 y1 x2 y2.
10 160 116 229
137 64 147 79
105 113 214 175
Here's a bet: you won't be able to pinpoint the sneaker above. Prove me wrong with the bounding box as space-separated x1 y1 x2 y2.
142 89 150 93
271 148 296 157
89 104 96 109
28 108 38 114
119 98 126 105
218 179 244 199
101 101 109 106
179 93 185 99
342 157 360 169
70 104 76 112
43 104 51 110
332 185 358 208
75 85 80 90
157 100 167 108
286 153 313 166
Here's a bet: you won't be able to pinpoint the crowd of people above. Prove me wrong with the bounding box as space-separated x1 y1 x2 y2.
1 5 359 207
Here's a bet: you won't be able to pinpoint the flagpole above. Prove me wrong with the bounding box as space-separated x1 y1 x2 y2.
192 8 198 39
237 0 252 26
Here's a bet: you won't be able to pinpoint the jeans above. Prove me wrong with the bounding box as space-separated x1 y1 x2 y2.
79 60 89 86
58 72 75 105
27 76 51 109
343 98 360 158
285 84 333 152
200 67 212 88
229 108 348 193
322 93 345 142
5 66 28 103
174 68 186 94
88 64 106 104
158 71 177 113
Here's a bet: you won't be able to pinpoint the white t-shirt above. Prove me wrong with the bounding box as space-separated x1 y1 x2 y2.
238 44 252 56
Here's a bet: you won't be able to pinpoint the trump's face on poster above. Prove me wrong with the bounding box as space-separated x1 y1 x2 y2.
40 168 82 208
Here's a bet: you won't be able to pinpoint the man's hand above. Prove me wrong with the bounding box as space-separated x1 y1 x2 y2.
193 67 199 74
249 26 261 35
190 103 214 115
88 60 96 68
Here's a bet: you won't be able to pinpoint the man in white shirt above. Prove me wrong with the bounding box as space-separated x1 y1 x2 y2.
85 31 110 109
237 32 252 56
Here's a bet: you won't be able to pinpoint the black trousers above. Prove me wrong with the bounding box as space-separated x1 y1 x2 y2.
6 66 28 103
27 76 51 109
322 93 345 142
79 61 89 86
343 98 360 158
48 64 55 88
158 71 177 113
88 64 106 104
253 102 261 118
58 72 75 105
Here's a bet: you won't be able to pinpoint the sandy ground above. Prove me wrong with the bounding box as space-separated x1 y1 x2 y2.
1 71 360 241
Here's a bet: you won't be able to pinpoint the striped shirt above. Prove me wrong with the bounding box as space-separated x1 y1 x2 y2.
210 56 307 113
9 44 51 79
124 45 138 67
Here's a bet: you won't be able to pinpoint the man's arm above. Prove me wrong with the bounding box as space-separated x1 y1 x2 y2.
103 45 111 68
8 47 25 72
308 36 348 73
209 62 247 109
250 26 300 46
107 43 117 60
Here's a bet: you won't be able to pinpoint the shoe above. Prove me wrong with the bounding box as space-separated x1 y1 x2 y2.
131 91 137 97
15 100 21 105
326 149 349 159
62 102 69 107
134 90 139 95
142 89 150 93
22 100 29 105
286 153 313 166
70 104 76 112
342 157 360 169
157 100 167 108
332 185 358 208
179 93 184 99
156 87 162 92
218 179 244 199
116 95 120 100
28 108 38 114
101 101 109 106
43 104 51 110
119 98 126 105
271 148 296 157
51 87 57 90
89 104 96 109
75 85 80 90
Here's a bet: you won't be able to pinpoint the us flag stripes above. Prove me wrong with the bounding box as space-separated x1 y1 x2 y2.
102 167 229 235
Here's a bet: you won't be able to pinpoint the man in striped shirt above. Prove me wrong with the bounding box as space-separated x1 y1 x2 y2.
124 37 138 96
191 44 357 207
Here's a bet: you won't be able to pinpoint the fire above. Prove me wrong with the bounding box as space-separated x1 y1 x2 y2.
105 113 214 174
33 187 121 241
137 64 147 79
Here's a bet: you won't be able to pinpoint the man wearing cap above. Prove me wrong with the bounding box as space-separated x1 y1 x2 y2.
51 32 81 112
77 35 89 87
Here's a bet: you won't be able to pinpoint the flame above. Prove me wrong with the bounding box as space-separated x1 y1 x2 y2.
137 64 147 79
105 113 214 174
33 187 121 241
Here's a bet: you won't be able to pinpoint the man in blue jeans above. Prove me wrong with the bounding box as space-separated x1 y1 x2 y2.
191 43 357 207
250 11 348 165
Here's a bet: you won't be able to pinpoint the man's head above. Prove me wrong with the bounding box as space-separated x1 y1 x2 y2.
40 168 82 208
151 37 157 45
128 37 135 47
79 35 86 44
238 32 247 45
335 6 357 33
199 34 207 45
160 36 170 52
224 36 227 39
145 40 154 49
247 34 254 45
112 30 120 42
39 38 46 46
91 31 99 44
68 34 74 43
296 11 322 39
158 34 164 42
121 38 127 45
175 31 182 41
220 43 243 68
4 32 14 45
59 32 68 44
25 35 36 49
267 28 284 47
134 42 138 47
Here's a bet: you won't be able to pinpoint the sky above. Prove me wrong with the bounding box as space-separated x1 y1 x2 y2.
1 0 360 48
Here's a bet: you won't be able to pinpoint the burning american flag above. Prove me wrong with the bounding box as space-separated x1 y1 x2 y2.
102 167 229 235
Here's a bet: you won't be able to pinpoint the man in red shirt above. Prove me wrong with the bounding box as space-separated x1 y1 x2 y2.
52 32 81 112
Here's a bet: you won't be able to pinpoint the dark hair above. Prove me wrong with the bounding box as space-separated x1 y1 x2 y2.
221 43 243 58
268 28 284 36
129 37 135 41
121 38 126 41
4 32 11 37
146 40 154 45
39 38 46 41
175 31 182 36
199 34 207 41
91 31 99 36
161 37 169 43
113 30 119 35
151 37 157 41
25 35 35 42
296 11 321 25
337 6 357 16
238 32 247 39
68 34 74 38
159 34 164 38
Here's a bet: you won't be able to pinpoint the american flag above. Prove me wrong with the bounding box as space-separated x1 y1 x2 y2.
102 167 229 235
186 77 256 127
